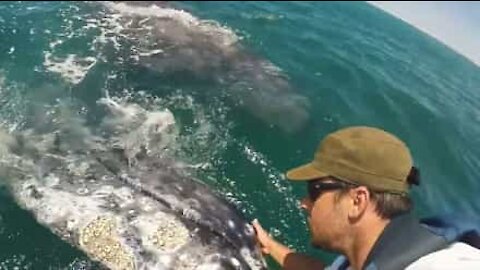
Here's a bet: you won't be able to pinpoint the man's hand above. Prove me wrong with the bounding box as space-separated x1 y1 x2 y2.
251 218 326 270
252 219 273 255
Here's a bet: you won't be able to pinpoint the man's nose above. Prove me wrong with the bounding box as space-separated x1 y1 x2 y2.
300 197 311 211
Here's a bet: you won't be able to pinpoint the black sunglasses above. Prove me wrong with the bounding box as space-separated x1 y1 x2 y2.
307 178 354 201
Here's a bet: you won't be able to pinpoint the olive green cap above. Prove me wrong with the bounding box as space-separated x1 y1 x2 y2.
286 126 413 194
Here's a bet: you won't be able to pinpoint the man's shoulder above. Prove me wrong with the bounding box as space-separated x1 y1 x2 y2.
327 242 480 270
406 242 480 270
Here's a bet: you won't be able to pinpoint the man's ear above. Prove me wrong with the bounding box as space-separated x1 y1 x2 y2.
348 186 370 221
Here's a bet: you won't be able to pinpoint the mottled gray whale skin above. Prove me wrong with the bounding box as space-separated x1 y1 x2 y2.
100 1 310 134
0 98 266 270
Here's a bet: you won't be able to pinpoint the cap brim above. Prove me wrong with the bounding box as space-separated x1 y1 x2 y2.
286 162 329 181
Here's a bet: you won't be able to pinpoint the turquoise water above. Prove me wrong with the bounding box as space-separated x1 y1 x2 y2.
0 1 479 269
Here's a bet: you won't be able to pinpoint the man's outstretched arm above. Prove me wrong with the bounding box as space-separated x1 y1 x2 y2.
252 219 326 270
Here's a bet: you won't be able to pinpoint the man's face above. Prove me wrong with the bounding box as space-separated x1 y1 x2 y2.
300 179 351 251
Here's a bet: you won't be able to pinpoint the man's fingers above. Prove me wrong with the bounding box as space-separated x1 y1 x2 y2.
252 219 260 232
252 219 268 243
252 219 272 255
252 218 264 233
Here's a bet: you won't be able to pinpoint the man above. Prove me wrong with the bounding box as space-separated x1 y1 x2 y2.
253 126 480 270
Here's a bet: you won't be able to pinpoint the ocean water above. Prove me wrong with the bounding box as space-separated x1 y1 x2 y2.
0 1 479 269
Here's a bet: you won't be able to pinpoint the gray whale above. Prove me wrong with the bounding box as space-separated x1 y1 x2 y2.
0 97 266 270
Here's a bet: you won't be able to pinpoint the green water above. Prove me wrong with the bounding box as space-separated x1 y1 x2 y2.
0 1 479 269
